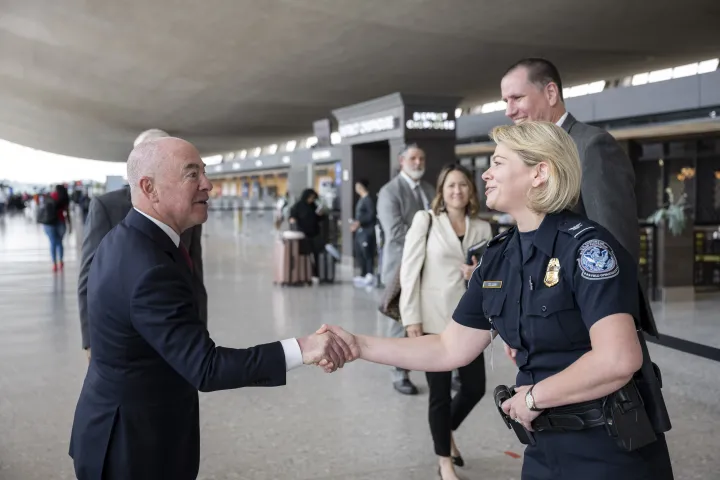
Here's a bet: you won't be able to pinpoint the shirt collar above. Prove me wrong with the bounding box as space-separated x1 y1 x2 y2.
556 111 569 127
400 170 420 189
133 208 180 247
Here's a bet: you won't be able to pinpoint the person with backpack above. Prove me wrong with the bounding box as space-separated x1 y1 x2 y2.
39 184 72 272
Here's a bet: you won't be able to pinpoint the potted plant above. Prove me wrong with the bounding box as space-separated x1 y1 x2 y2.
647 187 690 236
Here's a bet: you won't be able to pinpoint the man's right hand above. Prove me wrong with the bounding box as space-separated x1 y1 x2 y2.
314 324 361 372
297 331 353 372
86 348 91 362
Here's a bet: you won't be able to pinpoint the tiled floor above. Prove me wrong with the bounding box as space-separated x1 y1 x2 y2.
0 210 718 480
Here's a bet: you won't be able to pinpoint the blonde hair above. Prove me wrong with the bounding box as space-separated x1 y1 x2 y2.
489 121 581 213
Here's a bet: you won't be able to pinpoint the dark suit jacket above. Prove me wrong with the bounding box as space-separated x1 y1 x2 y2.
78 186 207 349
69 209 286 480
562 113 640 262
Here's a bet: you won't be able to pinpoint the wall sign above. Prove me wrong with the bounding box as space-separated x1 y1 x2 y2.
406 111 455 131
312 150 332 160
339 115 397 138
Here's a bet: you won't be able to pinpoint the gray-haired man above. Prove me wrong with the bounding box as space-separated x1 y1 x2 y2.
376 145 435 395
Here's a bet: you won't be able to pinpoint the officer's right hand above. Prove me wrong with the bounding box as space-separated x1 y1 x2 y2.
406 324 423 338
503 342 517 365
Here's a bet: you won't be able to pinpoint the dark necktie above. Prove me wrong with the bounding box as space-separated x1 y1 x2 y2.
413 185 425 210
179 243 194 272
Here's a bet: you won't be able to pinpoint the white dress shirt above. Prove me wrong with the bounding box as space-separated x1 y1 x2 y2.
133 208 303 371
400 171 430 209
556 111 569 127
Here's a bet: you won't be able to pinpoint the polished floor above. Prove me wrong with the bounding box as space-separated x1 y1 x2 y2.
0 210 719 480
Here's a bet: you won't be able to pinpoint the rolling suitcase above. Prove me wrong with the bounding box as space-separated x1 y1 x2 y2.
317 250 336 284
274 234 313 286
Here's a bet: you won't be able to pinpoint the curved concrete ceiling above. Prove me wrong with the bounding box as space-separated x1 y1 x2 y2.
1 0 719 161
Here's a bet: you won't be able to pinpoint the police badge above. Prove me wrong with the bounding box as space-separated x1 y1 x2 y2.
544 258 560 287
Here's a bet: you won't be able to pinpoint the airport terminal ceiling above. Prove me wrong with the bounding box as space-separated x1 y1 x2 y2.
1 0 719 161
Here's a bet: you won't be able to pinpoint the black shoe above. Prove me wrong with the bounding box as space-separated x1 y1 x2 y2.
452 455 464 467
393 379 418 395
451 377 461 392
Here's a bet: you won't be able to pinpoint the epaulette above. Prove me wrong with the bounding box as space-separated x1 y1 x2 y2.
558 220 596 241
487 226 515 248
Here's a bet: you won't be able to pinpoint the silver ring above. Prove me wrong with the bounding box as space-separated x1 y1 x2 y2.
513 417 520 423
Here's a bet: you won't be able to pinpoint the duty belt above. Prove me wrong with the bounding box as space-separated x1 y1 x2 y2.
532 399 607 432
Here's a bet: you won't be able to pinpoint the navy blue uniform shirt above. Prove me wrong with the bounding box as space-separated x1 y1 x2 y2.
453 210 639 387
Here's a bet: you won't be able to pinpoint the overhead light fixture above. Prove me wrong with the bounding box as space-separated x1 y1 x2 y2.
455 108 463 118
239 150 247 159
252 147 261 157
306 136 318 148
698 58 719 74
672 63 699 79
480 101 505 114
631 73 649 86
285 140 297 152
202 155 223 165
330 132 341 145
648 68 673 83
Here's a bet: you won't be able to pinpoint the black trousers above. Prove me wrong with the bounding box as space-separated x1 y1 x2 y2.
354 229 375 277
425 350 486 457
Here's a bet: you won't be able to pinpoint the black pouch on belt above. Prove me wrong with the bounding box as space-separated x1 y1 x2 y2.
604 379 657 452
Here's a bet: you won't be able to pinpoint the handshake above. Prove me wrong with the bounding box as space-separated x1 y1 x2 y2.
297 324 360 373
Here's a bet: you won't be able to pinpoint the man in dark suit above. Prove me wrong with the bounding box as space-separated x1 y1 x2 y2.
78 185 206 358
499 58 641 366
500 58 639 262
69 137 351 480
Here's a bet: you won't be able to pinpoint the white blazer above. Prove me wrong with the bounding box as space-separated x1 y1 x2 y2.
399 210 493 334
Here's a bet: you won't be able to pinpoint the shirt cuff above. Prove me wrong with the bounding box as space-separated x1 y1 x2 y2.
280 338 303 371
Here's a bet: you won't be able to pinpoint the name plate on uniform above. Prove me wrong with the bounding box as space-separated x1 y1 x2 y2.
482 280 502 289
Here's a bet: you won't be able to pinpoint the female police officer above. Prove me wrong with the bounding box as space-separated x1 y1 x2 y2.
317 121 673 479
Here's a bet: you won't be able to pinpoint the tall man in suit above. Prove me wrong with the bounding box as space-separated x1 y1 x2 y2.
376 144 436 395
500 58 639 262
499 58 641 365
69 137 352 480
78 185 206 358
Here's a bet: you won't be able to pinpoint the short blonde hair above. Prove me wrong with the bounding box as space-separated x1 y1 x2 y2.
489 121 581 213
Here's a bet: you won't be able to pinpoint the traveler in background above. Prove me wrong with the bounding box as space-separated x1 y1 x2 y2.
399 164 492 480
500 57 639 262
350 178 377 287
44 184 72 272
289 188 323 282
0 187 7 216
376 144 435 395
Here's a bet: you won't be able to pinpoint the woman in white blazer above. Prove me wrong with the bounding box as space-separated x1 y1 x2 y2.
399 164 493 480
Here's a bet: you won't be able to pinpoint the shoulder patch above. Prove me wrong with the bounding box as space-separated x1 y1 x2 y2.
487 227 515 248
577 239 619 280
